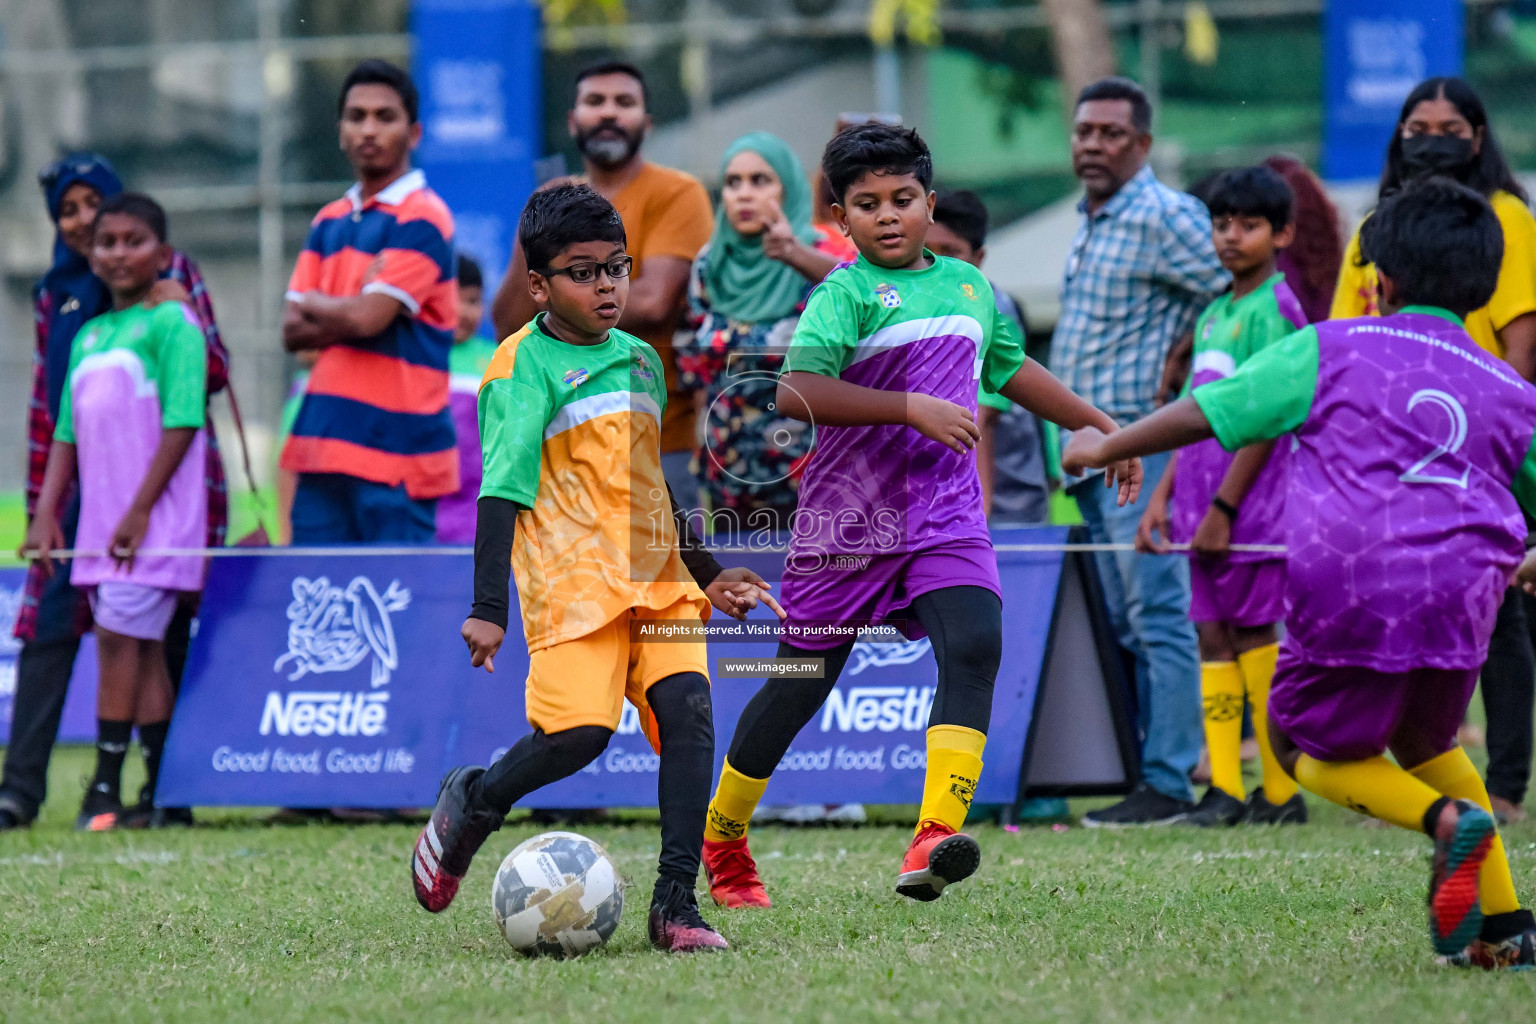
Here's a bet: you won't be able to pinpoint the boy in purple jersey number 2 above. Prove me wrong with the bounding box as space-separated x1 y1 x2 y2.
1065 179 1536 969
701 124 1141 909
1138 167 1308 828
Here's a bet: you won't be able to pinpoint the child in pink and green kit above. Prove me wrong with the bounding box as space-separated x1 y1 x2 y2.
24 193 208 832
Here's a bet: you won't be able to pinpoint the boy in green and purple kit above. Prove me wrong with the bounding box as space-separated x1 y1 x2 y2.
24 194 208 831
1065 179 1536 968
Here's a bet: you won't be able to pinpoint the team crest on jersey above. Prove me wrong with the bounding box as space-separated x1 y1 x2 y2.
1201 320 1214 341
961 283 976 300
876 283 901 308
563 367 589 388
630 354 654 381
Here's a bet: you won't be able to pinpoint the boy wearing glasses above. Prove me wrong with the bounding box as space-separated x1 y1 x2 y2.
411 184 781 954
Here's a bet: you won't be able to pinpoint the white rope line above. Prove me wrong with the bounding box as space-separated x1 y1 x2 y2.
1 541 1287 564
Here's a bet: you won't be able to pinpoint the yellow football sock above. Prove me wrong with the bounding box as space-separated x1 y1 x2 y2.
1237 643 1298 804
1410 747 1521 916
1293 754 1443 833
1201 661 1246 800
704 758 769 843
917 725 986 834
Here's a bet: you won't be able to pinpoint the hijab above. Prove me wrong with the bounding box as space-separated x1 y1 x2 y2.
703 132 820 324
36 154 123 420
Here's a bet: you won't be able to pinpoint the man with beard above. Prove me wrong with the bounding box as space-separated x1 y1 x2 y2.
492 62 713 504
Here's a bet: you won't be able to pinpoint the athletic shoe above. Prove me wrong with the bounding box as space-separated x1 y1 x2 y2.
648 877 729 952
1015 797 1071 824
411 766 502 913
774 804 830 825
1080 783 1194 828
824 804 868 824
1182 787 1247 828
896 821 981 902
1428 799 1496 956
1245 790 1308 825
0 807 27 831
702 836 771 909
75 788 123 832
1439 910 1536 969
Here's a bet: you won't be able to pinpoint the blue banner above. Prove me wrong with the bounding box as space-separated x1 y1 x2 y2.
410 0 542 326
0 568 99 745
157 528 1076 808
1323 0 1464 181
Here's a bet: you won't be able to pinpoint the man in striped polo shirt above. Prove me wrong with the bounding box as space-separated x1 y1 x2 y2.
281 60 459 543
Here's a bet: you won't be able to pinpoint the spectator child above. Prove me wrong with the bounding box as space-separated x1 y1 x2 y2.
23 194 209 832
700 125 1139 909
1064 179 1536 967
437 254 499 544
1137 166 1307 827
410 184 782 954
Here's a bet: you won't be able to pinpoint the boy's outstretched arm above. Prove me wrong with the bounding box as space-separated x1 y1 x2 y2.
1062 397 1215 478
997 360 1143 505
668 485 785 622
776 371 980 454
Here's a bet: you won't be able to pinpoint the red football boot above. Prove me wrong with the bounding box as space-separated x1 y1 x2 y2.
411 766 502 913
703 836 771 909
896 820 981 902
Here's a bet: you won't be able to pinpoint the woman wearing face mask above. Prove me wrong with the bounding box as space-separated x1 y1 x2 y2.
1332 77 1536 377
1334 79 1536 831
677 132 843 532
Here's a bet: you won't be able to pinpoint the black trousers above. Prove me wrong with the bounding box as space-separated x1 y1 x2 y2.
1481 588 1536 806
0 569 193 823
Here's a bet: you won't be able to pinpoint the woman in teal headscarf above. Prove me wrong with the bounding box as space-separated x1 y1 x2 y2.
679 132 845 531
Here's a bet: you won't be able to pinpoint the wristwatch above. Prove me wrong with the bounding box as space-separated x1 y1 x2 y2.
1211 496 1239 521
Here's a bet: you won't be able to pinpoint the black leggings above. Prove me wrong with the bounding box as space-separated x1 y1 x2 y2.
473 672 715 885
727 586 1001 779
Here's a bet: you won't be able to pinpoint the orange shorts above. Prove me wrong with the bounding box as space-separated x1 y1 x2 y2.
524 596 710 751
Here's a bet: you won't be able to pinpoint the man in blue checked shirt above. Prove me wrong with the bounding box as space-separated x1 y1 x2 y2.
1050 77 1230 827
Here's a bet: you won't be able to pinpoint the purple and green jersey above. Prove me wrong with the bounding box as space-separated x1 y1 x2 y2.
1171 273 1306 559
437 336 498 544
55 302 208 592
1192 307 1536 671
782 252 1026 561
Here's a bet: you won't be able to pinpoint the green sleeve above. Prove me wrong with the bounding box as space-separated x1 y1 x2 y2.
783 280 860 377
155 304 208 430
54 370 76 444
1192 325 1319 451
980 287 1027 395
477 377 549 507
1513 427 1536 520
977 387 1011 412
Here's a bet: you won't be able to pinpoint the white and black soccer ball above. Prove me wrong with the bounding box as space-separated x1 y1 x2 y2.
491 831 624 958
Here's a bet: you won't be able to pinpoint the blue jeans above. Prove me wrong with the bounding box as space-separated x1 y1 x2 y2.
291 473 436 545
1072 451 1201 802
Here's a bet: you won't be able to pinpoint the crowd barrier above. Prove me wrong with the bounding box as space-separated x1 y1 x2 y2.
4 527 1143 810
0 570 98 744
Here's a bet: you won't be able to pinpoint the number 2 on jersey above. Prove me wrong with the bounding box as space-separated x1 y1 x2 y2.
1400 388 1471 489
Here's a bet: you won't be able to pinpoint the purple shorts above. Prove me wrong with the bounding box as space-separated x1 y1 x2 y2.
89 582 179 641
779 538 1000 651
1268 646 1479 762
1188 558 1286 627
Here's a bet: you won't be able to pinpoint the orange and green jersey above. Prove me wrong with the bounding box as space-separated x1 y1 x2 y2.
478 315 705 652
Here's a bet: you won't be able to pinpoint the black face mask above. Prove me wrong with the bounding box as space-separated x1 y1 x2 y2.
1400 133 1475 179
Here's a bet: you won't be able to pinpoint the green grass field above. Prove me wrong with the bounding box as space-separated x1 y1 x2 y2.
2 749 1534 1023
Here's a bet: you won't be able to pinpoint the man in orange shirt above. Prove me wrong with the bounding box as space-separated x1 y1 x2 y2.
492 62 712 503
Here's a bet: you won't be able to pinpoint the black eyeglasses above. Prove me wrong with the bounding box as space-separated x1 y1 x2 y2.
539 255 633 284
